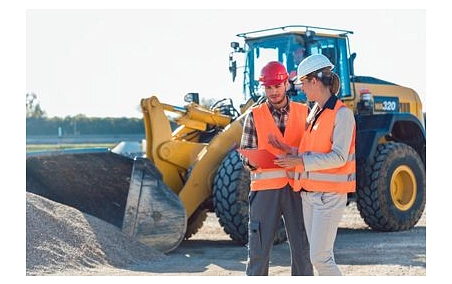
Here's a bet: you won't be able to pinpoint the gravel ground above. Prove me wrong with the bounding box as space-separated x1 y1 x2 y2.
25 191 426 277
26 192 166 276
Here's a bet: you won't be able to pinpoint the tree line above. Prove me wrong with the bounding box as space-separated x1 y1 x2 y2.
26 93 144 136
26 92 219 136
26 116 144 136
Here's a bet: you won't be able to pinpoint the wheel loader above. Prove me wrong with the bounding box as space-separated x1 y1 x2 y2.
26 25 426 253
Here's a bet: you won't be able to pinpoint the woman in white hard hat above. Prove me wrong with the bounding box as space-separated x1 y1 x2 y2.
270 54 356 276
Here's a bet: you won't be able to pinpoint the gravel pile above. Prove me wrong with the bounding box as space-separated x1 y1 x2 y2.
26 192 166 275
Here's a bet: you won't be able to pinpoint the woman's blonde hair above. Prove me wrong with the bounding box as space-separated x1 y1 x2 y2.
307 67 340 95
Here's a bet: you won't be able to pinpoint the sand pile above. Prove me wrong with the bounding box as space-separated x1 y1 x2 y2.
26 192 166 275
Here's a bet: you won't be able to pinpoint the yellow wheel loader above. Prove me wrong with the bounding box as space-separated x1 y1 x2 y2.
26 25 426 253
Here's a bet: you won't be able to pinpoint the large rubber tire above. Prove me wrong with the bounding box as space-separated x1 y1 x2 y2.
183 165 210 240
184 208 208 240
356 142 426 231
213 150 287 245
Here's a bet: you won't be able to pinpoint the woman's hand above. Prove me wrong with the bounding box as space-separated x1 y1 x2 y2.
274 155 303 168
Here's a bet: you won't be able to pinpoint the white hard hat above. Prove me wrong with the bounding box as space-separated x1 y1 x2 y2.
293 54 334 85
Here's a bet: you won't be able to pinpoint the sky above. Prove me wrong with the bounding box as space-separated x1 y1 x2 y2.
25 9 427 118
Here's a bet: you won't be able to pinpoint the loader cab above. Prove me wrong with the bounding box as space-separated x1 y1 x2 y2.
229 26 354 103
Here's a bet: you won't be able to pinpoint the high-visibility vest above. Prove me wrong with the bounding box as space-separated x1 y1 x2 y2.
293 100 356 193
250 101 308 191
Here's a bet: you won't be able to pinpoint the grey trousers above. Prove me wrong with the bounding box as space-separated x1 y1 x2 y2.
245 185 313 276
301 191 347 276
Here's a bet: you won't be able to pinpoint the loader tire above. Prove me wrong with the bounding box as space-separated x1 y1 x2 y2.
183 165 210 240
184 208 208 240
213 150 287 245
356 142 426 231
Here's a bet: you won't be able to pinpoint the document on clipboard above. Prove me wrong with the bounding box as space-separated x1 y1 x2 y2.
237 149 282 169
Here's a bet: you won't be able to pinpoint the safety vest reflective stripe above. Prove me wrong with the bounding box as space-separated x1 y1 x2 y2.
296 172 356 182
300 152 354 161
290 152 355 182
250 170 287 181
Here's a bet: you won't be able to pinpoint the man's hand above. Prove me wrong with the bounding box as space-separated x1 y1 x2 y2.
268 134 292 154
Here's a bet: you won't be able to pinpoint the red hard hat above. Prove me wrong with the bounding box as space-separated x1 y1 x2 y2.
259 61 288 86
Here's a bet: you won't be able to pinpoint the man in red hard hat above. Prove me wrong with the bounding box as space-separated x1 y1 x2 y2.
240 61 313 276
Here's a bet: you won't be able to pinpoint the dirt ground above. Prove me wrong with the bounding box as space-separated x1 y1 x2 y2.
49 201 426 276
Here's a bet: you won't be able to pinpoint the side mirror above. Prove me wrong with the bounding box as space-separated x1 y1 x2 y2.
184 93 199 104
349 52 356 77
229 54 237 82
230 42 243 52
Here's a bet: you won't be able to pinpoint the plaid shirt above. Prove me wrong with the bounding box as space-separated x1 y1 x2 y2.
240 97 290 169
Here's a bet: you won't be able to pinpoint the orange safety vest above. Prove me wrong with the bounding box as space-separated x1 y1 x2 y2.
250 101 308 191
293 100 356 193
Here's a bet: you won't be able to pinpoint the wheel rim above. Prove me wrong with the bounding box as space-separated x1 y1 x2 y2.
390 165 417 211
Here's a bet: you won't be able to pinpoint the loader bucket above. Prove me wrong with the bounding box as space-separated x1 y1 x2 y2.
26 149 186 253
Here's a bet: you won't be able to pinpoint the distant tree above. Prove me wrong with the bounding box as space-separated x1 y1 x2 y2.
26 92 46 118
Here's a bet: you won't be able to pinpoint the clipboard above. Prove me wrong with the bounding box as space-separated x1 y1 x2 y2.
237 149 282 169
